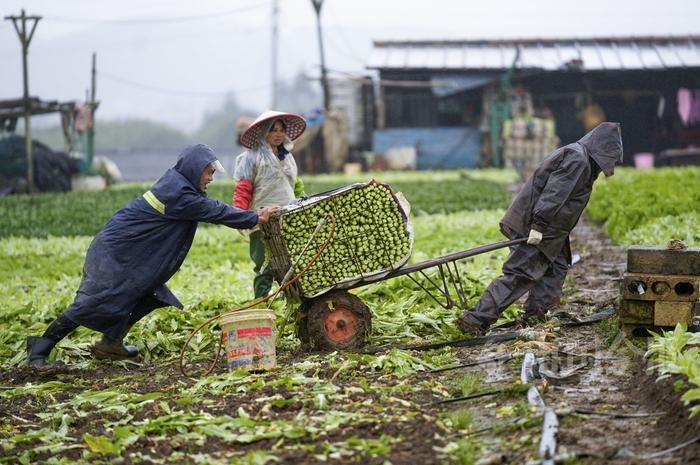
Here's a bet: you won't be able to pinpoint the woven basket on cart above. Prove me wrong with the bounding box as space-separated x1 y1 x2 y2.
261 181 413 299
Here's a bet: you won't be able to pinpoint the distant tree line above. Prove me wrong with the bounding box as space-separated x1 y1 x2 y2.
30 70 321 154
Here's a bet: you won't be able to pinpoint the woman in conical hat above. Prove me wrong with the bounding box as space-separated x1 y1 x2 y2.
233 110 307 299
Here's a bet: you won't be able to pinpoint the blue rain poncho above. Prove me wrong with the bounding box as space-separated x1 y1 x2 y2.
65 144 258 340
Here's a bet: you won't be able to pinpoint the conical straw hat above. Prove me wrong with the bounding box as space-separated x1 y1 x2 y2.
239 110 306 149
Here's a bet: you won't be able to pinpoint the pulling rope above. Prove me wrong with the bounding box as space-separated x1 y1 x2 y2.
178 213 337 378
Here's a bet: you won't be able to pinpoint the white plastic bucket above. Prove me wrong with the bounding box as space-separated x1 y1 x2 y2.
220 309 277 371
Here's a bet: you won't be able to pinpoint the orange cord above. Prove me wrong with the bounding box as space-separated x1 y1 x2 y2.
179 213 337 378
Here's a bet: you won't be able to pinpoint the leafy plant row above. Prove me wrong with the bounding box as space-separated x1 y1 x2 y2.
587 167 700 246
0 209 511 369
647 325 700 419
0 170 514 238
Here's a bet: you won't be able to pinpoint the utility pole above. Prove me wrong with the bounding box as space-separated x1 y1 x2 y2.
271 0 279 108
5 9 41 193
86 52 97 170
310 0 331 111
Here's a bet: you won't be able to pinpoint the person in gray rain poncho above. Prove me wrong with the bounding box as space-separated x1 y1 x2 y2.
457 122 623 336
233 111 307 299
26 144 279 368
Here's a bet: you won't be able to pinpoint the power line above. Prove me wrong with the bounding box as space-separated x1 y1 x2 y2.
45 2 268 25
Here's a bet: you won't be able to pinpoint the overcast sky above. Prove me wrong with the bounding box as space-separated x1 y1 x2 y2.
1 0 698 130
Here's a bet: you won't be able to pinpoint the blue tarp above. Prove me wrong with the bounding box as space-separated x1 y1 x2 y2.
372 127 481 169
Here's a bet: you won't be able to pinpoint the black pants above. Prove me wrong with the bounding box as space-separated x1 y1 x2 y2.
43 295 162 343
464 242 569 327
250 230 274 299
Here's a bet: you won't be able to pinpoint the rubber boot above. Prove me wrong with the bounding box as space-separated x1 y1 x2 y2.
456 312 488 337
91 337 140 360
90 328 139 361
26 336 64 368
519 310 548 328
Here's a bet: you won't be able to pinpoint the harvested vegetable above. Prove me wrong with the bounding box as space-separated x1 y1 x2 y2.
263 181 413 296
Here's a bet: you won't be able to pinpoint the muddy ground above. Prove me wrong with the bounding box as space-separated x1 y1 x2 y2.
2 215 700 464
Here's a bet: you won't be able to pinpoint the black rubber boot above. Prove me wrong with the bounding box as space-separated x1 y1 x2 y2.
456 312 488 337
90 333 139 361
26 336 64 368
518 311 548 328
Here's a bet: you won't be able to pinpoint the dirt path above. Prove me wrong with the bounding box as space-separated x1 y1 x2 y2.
557 216 700 464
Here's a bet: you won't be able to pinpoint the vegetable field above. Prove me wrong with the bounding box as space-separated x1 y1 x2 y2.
1 170 530 464
3 167 700 465
587 166 700 246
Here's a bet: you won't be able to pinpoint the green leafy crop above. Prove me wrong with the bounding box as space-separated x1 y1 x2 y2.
588 167 700 246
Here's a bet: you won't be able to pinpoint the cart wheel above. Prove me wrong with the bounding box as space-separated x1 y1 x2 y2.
307 291 371 351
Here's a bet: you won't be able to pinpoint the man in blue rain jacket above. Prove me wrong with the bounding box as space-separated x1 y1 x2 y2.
26 144 278 368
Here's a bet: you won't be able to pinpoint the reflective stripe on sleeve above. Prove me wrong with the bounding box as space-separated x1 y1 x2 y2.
143 190 165 215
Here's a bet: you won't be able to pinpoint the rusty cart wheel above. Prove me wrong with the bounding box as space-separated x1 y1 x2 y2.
307 291 372 351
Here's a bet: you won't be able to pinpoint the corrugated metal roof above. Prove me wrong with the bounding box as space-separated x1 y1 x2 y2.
367 36 700 71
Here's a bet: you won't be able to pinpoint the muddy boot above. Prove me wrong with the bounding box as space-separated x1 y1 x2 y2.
26 336 64 368
91 333 139 361
456 313 488 337
519 310 548 328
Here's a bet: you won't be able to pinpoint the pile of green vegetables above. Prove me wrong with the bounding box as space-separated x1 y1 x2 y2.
273 182 411 295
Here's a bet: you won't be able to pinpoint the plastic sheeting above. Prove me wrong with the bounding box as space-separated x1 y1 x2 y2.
430 73 499 97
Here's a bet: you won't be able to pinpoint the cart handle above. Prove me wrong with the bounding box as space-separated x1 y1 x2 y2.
385 237 528 279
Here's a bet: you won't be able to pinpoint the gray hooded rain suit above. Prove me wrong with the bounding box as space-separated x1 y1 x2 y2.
460 122 623 330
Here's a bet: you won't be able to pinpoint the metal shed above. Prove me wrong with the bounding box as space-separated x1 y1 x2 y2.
366 36 700 168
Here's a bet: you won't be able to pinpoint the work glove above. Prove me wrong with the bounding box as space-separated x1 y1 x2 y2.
527 229 543 245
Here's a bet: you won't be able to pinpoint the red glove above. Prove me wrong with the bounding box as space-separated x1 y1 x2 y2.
233 179 253 210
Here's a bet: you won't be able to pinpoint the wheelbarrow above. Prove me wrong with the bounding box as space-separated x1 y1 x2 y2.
260 181 526 351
